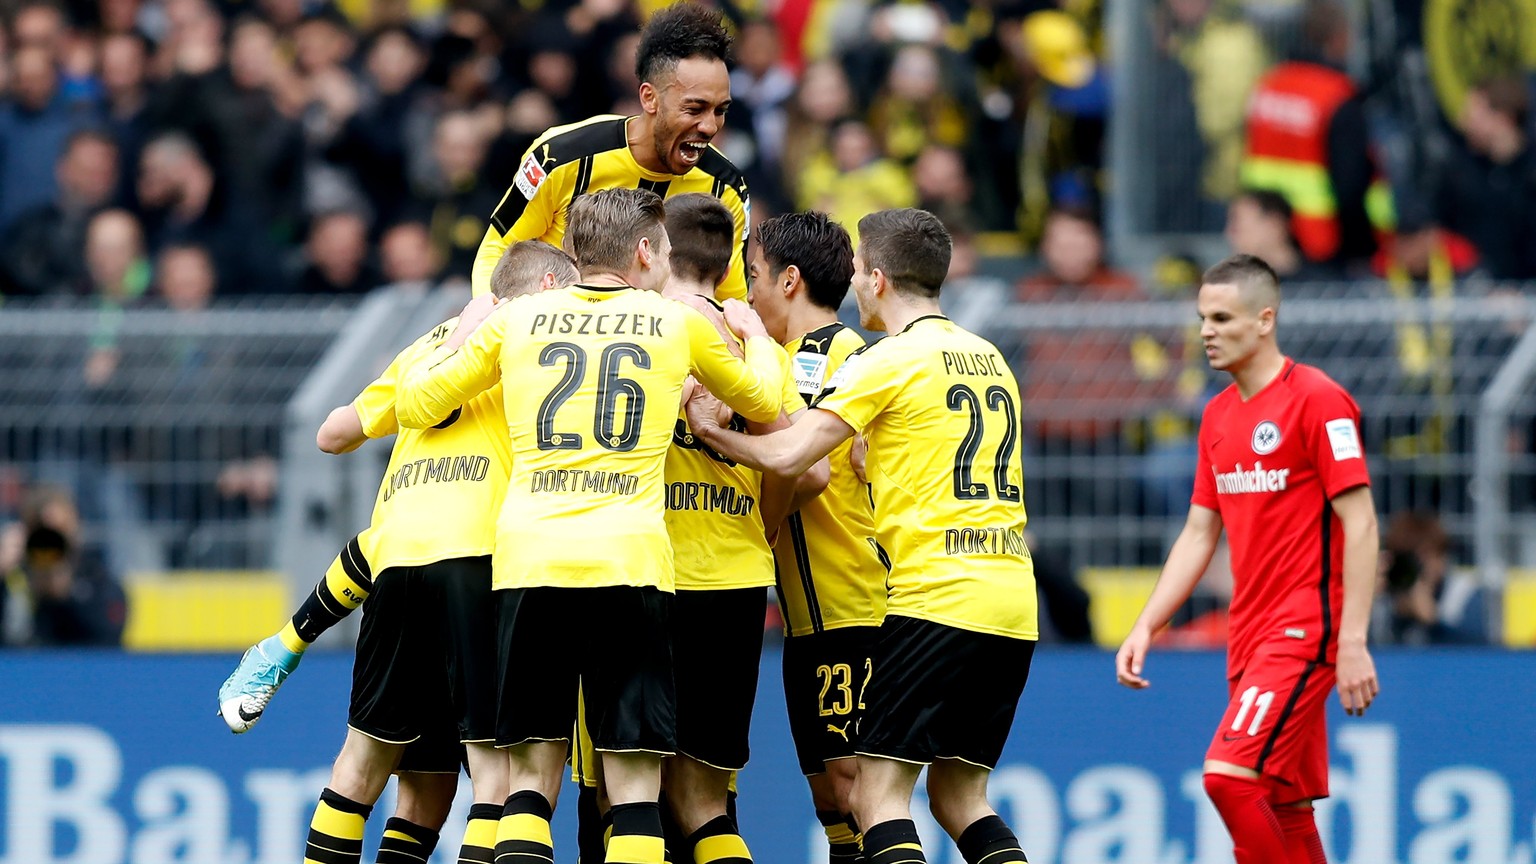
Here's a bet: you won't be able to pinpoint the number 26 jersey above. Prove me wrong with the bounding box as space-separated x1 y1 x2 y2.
813 315 1038 640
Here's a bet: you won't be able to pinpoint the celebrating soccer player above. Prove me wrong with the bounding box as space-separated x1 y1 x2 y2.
394 187 785 864
1115 253 1381 864
472 1 751 301
684 208 1039 864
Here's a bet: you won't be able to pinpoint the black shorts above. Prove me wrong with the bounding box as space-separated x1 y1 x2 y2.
349 556 496 746
857 616 1035 769
496 585 675 754
673 587 766 770
782 625 878 775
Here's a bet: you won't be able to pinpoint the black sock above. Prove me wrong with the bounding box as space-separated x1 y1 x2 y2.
956 815 1027 864
607 802 665 864
294 537 374 642
817 809 862 864
863 819 926 864
687 814 751 864
577 785 607 864
376 816 439 864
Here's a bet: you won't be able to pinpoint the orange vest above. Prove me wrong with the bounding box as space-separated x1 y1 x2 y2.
1241 62 1358 262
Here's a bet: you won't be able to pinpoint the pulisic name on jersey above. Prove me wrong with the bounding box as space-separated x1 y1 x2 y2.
666 481 756 516
528 312 665 337
382 455 492 501
1213 461 1291 495
941 350 1006 377
530 468 640 496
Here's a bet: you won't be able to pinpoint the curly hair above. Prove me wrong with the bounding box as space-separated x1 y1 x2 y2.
635 2 732 84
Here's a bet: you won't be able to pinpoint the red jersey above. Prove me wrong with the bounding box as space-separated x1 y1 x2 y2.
1192 358 1371 679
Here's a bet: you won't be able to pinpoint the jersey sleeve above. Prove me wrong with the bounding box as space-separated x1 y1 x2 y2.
471 136 575 296
685 308 784 423
713 180 751 303
396 311 507 428
1302 383 1371 498
810 345 900 433
1191 405 1219 510
351 348 407 439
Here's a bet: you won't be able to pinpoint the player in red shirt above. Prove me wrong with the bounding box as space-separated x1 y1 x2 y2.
1115 254 1380 864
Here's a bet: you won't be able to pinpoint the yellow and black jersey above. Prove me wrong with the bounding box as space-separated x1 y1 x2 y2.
472 115 751 302
774 322 888 635
394 285 785 593
350 317 511 572
812 315 1038 640
666 324 801 592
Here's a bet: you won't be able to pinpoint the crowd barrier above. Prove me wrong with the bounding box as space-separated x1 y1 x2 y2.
1 648 1532 863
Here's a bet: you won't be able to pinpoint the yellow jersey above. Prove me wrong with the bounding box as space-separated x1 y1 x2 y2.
395 285 786 592
350 318 511 572
473 115 751 302
774 323 888 635
812 315 1038 640
666 325 802 592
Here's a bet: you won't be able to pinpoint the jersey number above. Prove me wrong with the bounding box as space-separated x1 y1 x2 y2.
816 660 872 717
536 342 651 452
1231 686 1276 736
946 384 1021 502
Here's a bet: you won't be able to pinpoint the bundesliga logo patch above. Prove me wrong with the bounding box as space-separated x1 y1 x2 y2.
1251 420 1281 454
515 153 547 201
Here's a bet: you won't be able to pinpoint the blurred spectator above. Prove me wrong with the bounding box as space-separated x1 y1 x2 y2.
779 59 855 207
11 1 67 54
1018 206 1139 300
327 25 428 228
99 32 155 207
912 143 975 229
868 43 970 167
296 210 380 295
796 118 916 245
1372 511 1489 645
1016 10 1110 241
0 43 101 231
1241 0 1382 269
1429 75 1536 281
81 209 151 390
1161 0 1269 212
379 221 443 289
1224 188 1340 283
729 19 795 177
1 130 119 297
1 487 128 647
421 110 499 279
154 242 216 311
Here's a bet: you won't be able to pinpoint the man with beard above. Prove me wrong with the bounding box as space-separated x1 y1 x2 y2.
470 1 752 302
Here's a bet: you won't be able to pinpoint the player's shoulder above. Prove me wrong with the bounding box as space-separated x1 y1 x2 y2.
695 145 750 199
532 115 630 166
1284 360 1353 399
1200 382 1241 421
416 316 461 348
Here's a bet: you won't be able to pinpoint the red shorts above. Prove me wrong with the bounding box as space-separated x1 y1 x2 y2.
1205 647 1335 803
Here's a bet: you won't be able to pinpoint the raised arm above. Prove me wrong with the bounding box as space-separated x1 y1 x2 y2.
1331 484 1380 716
395 309 506 428
1116 504 1224 689
684 300 785 424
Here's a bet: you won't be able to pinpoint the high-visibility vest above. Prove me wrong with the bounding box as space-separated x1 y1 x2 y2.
1241 62 1393 262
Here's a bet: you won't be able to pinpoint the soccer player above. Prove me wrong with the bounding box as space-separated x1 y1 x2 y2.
472 1 751 301
394 187 786 864
683 209 1039 864
1115 254 1380 864
223 241 578 864
652 193 823 863
746 210 887 864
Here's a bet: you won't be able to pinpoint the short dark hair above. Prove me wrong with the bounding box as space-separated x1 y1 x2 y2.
635 2 732 84
856 208 951 298
663 193 734 287
565 188 667 275
1203 253 1282 310
492 240 578 299
756 211 854 311
1236 188 1294 223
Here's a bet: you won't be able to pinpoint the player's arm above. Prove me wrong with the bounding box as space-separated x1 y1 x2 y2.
1115 503 1224 689
395 307 507 428
688 389 852 478
754 407 832 535
685 300 785 424
470 139 568 296
317 406 367 454
318 343 413 453
1331 484 1380 716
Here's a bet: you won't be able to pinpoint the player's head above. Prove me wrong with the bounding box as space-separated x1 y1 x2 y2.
1198 253 1283 373
636 2 732 175
850 208 951 332
750 211 854 343
565 188 671 292
492 240 578 299
662 193 734 289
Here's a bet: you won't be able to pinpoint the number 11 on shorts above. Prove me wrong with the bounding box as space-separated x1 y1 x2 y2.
1231 686 1274 736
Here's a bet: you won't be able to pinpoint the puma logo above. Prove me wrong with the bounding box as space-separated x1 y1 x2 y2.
540 144 556 167
826 721 852 742
802 335 830 352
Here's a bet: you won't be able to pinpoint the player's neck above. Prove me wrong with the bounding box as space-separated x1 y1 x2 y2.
784 305 840 345
1230 347 1287 400
878 296 943 335
581 271 636 289
663 278 715 300
625 115 670 175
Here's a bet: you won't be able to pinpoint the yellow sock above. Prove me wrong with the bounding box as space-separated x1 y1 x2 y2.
304 788 371 864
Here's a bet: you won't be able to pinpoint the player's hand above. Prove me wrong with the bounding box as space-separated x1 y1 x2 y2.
677 295 745 359
684 386 727 439
1335 640 1379 716
721 298 769 342
1115 627 1153 689
448 294 500 349
850 433 869 484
